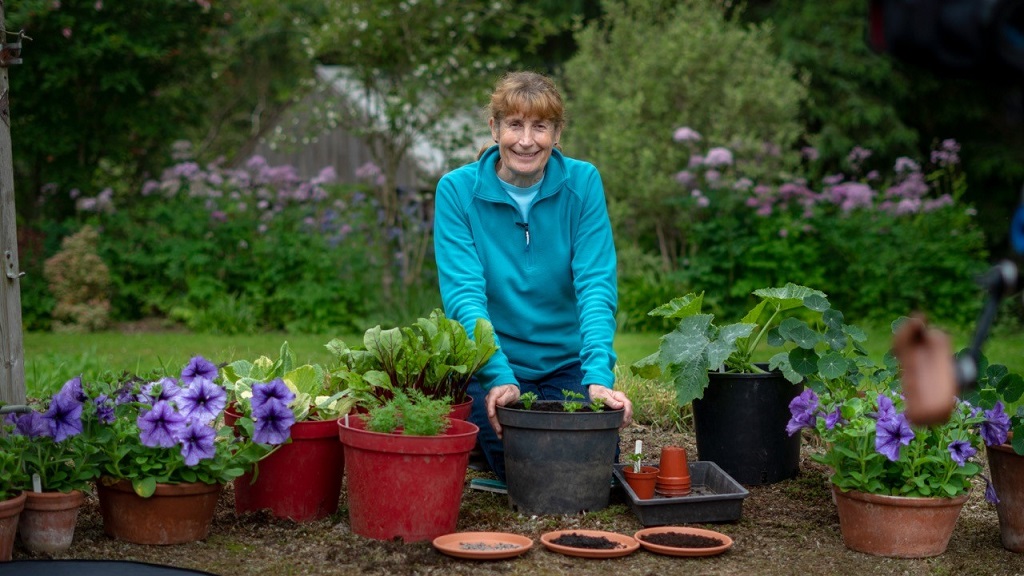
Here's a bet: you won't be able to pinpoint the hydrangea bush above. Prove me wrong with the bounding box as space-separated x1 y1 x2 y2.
647 128 988 327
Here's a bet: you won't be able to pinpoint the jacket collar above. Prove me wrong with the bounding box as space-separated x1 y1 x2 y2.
473 145 569 202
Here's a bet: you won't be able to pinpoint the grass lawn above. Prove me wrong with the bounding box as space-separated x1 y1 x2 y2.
20 323 1023 397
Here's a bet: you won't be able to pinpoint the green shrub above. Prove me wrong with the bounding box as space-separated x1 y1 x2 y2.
42 225 111 332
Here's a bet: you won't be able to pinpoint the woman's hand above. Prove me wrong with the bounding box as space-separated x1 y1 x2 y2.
485 384 521 438
588 385 633 429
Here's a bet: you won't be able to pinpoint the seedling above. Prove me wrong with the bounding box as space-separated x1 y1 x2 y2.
562 390 585 413
590 398 606 412
520 391 539 410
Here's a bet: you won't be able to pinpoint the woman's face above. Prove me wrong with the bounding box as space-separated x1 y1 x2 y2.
490 113 561 185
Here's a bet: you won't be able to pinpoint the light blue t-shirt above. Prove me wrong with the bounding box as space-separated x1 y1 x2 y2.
498 176 543 221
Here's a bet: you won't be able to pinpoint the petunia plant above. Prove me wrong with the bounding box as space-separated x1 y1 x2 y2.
1 377 103 494
86 356 284 498
960 350 1024 456
787 333 1005 501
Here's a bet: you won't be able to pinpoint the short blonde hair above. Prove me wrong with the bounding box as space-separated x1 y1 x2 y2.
488 71 566 130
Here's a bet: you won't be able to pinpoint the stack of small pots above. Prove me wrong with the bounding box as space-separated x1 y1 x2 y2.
656 445 692 497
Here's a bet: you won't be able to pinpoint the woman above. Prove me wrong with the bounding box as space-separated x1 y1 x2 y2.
433 70 633 481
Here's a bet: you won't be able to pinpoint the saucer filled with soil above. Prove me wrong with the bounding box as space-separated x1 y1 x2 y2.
634 526 733 557
540 529 639 559
432 532 534 560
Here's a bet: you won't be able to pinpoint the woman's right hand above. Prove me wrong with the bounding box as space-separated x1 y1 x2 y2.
485 384 520 438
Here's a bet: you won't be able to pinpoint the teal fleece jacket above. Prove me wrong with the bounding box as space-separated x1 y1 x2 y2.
433 145 618 390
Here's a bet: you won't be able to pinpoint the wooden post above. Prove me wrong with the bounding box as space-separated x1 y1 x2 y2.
0 2 27 406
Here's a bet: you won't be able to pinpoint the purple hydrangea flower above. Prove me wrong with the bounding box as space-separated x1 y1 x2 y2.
672 126 702 143
59 376 87 402
176 378 227 424
178 421 217 466
181 356 218 384
947 439 977 466
43 391 84 442
980 402 1011 446
875 414 915 461
15 411 50 439
94 394 116 424
786 388 820 436
251 400 295 445
704 147 734 167
251 379 296 414
137 400 187 448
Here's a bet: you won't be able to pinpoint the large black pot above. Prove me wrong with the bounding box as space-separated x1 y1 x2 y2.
692 369 802 485
497 402 623 515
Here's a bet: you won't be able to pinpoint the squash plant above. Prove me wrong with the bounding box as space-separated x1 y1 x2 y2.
327 309 498 408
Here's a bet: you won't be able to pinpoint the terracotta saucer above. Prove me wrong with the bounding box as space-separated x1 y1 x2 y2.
540 529 640 559
634 526 733 557
432 531 534 560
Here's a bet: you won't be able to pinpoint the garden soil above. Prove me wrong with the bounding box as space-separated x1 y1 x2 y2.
9 425 1023 575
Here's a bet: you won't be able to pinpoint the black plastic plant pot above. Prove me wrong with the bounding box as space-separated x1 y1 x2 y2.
692 370 802 485
497 401 623 515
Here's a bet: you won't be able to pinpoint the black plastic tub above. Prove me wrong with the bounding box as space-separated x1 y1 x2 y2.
612 461 749 525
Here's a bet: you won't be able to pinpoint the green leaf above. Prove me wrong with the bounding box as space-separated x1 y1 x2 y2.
707 323 755 369
803 294 830 312
660 315 713 367
818 352 849 380
997 373 1024 403
789 348 817 377
630 352 663 379
779 317 820 349
133 477 157 498
823 308 845 331
672 360 711 405
648 292 703 319
752 283 827 313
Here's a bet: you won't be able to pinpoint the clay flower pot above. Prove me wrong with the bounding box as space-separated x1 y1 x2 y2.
987 443 1024 553
97 478 223 545
622 466 660 500
832 484 968 558
0 492 26 561
656 446 691 497
18 490 86 554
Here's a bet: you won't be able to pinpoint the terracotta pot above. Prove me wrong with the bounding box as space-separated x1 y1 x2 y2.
987 443 1024 553
656 446 691 496
97 478 222 545
622 466 659 500
18 490 86 553
0 492 26 561
831 484 968 557
230 413 345 522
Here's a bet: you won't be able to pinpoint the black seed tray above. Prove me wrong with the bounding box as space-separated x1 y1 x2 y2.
613 461 749 525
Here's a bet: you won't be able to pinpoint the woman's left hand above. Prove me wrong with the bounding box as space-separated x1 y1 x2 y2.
588 385 633 429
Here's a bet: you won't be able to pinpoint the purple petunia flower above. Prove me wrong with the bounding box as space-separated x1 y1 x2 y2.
178 421 217 466
176 378 227 424
786 388 820 436
43 391 84 442
251 379 296 414
140 377 182 405
875 414 915 461
16 411 50 439
94 394 116 424
983 475 1000 504
947 439 977 466
874 394 897 421
251 399 295 445
825 407 844 430
59 376 87 403
980 402 1011 446
181 356 218 384
137 401 187 448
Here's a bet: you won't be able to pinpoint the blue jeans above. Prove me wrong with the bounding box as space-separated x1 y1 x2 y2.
468 362 618 482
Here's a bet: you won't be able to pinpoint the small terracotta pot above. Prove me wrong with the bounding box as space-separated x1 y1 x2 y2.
0 492 26 561
657 446 689 478
832 484 968 558
18 490 86 553
622 466 659 499
656 446 691 496
987 443 1024 553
